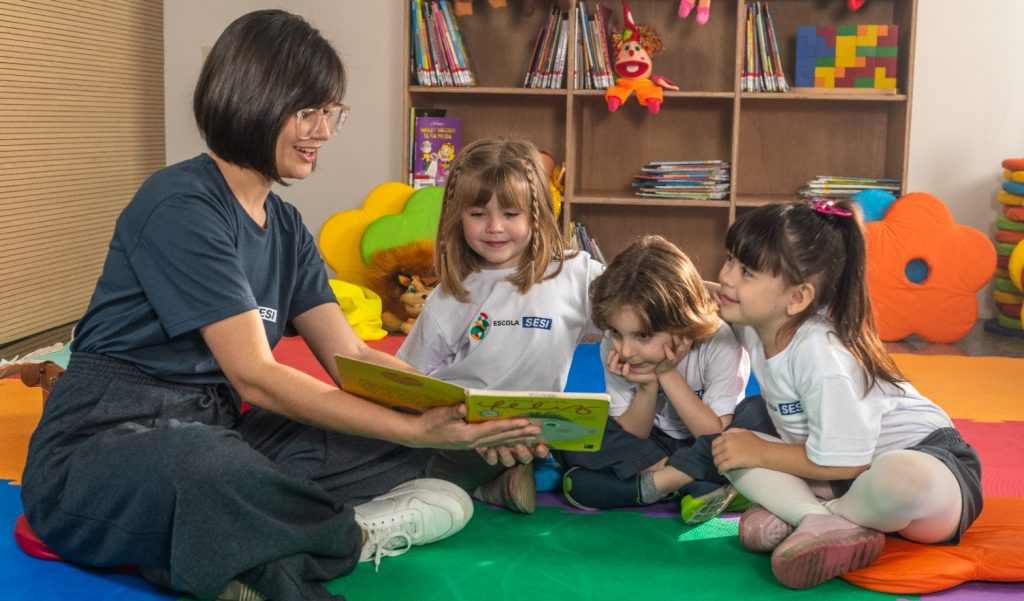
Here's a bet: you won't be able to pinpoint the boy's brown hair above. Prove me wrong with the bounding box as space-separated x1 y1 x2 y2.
590 235 720 340
435 136 571 302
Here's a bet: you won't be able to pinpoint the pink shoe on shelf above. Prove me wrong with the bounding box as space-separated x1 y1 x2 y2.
607 96 622 112
678 0 694 18
738 506 794 553
646 99 662 114
696 5 710 25
770 514 887 589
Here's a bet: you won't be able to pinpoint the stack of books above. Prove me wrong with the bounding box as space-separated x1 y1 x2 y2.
742 2 789 93
524 6 569 88
799 176 901 201
632 161 731 201
573 1 615 90
569 221 607 265
410 0 476 87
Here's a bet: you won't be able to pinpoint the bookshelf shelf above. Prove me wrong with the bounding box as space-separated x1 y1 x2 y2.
403 0 917 276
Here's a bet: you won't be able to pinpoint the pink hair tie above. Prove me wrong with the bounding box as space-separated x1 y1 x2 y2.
812 199 853 217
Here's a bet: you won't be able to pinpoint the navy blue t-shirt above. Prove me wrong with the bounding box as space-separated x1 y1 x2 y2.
72 154 336 383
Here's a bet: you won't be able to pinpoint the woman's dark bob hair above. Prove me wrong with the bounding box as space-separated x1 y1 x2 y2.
193 9 345 185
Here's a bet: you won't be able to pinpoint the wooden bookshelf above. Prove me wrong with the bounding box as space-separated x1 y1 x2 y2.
403 0 917 276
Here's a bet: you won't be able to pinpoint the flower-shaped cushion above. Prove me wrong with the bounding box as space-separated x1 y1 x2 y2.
865 192 995 342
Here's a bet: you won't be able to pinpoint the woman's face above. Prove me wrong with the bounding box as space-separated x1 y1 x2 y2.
274 105 342 180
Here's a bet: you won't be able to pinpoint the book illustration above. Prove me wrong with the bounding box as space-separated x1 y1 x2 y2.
413 116 461 188
336 355 610 451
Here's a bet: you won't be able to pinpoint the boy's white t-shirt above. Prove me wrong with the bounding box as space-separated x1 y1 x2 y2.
397 253 605 392
735 315 953 467
603 322 750 440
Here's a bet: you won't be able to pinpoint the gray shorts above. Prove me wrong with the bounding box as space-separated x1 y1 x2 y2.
831 426 982 544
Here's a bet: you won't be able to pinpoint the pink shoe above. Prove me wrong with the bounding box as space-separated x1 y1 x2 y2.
607 96 622 112
696 5 710 25
646 99 662 114
770 514 886 589
678 0 694 18
738 506 794 553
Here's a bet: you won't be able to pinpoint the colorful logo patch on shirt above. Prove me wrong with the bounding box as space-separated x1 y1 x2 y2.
469 312 490 341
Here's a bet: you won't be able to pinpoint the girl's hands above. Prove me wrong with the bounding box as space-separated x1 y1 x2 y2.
415 404 540 450
655 335 692 377
711 428 765 472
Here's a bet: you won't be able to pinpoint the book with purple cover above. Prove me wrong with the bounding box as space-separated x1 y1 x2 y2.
412 116 461 188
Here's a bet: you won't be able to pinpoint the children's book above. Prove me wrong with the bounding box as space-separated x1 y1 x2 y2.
335 355 610 451
412 115 461 188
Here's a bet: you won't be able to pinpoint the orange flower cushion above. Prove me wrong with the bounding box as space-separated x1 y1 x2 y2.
865 192 996 342
843 497 1024 594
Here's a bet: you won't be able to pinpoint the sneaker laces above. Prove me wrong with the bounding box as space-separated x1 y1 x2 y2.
358 509 422 572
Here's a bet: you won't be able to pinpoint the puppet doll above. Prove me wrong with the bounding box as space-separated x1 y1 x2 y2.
606 0 678 114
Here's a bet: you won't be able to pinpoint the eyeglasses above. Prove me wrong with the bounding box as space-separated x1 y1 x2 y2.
295 104 350 140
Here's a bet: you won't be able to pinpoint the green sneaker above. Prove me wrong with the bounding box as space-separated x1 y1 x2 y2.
680 484 751 525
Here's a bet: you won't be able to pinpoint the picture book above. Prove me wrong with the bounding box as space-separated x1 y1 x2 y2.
335 355 610 451
412 115 461 189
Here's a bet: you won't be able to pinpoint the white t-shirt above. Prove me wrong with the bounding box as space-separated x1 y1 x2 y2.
735 315 953 467
397 253 605 392
603 322 750 440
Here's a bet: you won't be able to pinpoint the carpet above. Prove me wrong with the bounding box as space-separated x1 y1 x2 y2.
1 339 1022 600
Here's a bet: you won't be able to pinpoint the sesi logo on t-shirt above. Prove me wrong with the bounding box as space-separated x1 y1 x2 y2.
259 307 278 323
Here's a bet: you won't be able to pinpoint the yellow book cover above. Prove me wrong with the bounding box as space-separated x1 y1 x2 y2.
335 355 609 451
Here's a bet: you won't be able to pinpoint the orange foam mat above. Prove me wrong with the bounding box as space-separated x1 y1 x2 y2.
0 379 43 485
843 497 1024 594
891 354 1024 423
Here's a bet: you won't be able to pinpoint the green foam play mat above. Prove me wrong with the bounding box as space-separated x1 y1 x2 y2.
323 502 911 601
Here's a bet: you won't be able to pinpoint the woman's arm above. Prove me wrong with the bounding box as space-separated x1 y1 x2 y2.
202 306 538 449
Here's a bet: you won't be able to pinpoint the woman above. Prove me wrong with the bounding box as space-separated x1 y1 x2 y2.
20 10 537 601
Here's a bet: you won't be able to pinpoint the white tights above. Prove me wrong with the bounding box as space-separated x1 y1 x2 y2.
727 448 963 543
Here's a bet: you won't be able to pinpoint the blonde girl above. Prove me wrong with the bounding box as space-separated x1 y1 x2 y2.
712 200 982 589
398 136 606 513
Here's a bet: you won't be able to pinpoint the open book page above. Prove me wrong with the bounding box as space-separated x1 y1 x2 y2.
465 389 610 451
335 355 465 413
335 355 610 451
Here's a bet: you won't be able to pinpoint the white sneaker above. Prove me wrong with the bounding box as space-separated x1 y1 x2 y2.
354 478 473 571
217 580 266 601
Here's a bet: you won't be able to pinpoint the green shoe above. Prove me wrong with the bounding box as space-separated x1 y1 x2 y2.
680 484 750 525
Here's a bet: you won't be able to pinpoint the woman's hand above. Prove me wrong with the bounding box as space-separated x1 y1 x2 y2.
414 404 540 450
476 442 550 467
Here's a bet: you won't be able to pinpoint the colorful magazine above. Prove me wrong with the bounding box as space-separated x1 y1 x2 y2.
412 116 461 188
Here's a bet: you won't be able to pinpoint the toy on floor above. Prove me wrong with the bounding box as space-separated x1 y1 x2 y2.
865 192 995 343
606 0 678 114
365 240 437 335
677 0 711 25
987 158 1024 337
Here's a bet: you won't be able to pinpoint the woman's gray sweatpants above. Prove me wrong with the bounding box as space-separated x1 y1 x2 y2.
20 353 431 601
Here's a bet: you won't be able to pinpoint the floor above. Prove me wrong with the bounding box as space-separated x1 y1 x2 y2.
883 319 1024 358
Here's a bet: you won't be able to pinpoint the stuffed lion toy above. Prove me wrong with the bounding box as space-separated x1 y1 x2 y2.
365 240 437 334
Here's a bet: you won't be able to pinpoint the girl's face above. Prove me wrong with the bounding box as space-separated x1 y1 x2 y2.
717 253 794 342
461 194 532 269
606 305 674 376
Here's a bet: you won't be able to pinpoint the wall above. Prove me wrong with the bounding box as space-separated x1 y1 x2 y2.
163 0 403 244
165 1 1024 317
906 1 1024 316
